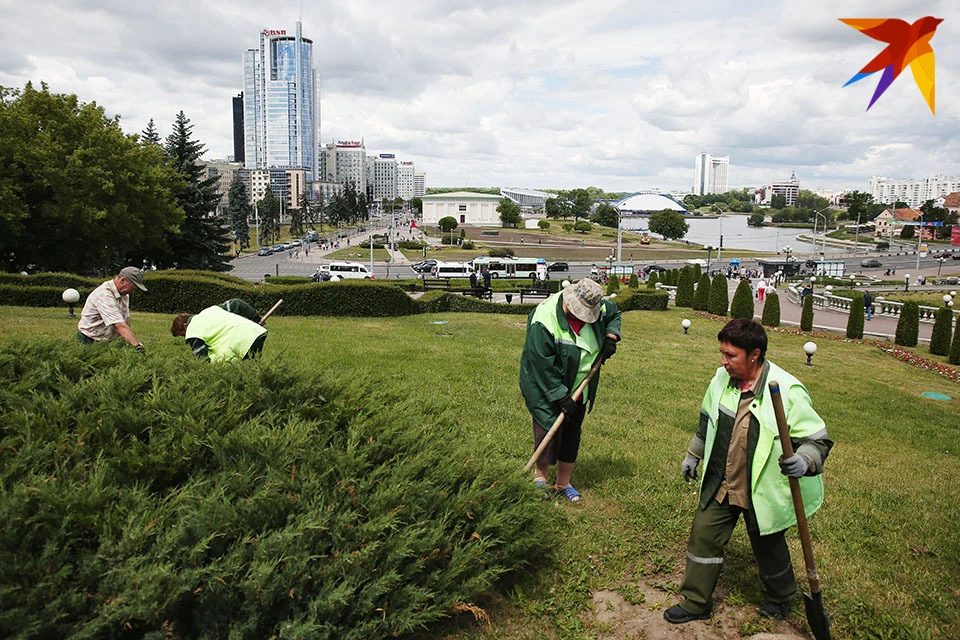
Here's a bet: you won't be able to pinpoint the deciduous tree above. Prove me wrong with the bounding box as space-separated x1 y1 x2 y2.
649 210 689 241
498 198 522 227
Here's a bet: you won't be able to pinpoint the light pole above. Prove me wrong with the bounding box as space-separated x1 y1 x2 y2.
616 206 623 263
814 207 830 258
712 204 725 259
705 244 714 273
853 209 862 256
937 257 947 278
915 213 924 271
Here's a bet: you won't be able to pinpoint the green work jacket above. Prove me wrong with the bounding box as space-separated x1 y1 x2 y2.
697 360 832 536
185 306 267 363
519 291 622 427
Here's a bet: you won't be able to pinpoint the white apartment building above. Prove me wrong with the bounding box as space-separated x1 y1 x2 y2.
694 153 729 195
870 174 960 208
334 140 366 192
372 154 398 202
398 161 415 200
414 173 426 198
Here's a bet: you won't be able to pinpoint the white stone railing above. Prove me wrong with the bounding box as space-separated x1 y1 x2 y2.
656 283 677 300
787 285 958 324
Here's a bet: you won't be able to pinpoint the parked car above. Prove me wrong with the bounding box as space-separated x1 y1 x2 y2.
547 261 569 272
281 242 293 250
271 244 284 253
257 247 272 256
642 264 668 274
860 258 882 268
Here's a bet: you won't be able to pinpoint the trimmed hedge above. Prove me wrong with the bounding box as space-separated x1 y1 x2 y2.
800 295 815 332
615 290 669 312
418 292 533 315
708 274 729 316
0 342 559 638
675 268 694 308
761 291 781 327
950 317 960 365
846 293 864 339
929 307 953 356
646 272 659 289
730 279 754 319
895 301 920 347
693 274 711 311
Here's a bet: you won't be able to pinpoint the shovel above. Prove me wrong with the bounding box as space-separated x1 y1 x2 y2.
259 298 283 325
524 357 602 472
768 380 832 640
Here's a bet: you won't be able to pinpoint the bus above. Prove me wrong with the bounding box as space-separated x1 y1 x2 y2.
471 256 543 279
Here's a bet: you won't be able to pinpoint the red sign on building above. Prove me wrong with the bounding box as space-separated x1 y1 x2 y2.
952 226 960 246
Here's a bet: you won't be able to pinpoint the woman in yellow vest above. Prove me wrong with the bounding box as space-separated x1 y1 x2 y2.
171 299 267 362
664 318 833 624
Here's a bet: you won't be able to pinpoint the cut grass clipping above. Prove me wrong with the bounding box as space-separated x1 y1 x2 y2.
0 340 559 639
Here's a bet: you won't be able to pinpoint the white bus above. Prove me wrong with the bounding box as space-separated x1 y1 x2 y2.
471 256 543 279
433 261 472 278
321 261 373 279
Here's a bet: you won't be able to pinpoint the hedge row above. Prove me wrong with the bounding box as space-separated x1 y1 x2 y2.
0 341 559 638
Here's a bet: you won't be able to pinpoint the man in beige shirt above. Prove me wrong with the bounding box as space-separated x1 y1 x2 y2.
77 267 148 351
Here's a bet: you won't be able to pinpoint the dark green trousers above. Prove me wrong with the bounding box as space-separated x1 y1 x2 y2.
679 498 797 614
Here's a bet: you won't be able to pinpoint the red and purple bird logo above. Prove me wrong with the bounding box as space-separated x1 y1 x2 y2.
840 16 942 114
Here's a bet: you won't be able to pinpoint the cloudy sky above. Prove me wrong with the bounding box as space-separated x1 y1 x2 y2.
1 0 958 194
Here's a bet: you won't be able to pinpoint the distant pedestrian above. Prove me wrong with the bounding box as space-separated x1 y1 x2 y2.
863 290 873 321
482 267 492 290
469 270 479 289
756 278 767 302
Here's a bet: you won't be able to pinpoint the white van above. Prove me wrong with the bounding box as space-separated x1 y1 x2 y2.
322 261 373 279
432 261 472 278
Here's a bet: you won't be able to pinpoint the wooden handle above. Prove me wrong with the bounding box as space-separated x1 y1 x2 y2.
768 380 822 595
259 298 283 325
524 357 603 472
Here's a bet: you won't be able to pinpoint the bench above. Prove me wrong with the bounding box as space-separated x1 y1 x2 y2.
520 288 551 303
455 287 493 301
421 278 452 291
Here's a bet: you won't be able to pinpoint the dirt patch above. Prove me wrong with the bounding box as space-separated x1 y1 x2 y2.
587 582 808 640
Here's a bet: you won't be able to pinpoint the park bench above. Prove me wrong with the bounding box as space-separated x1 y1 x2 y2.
520 288 551 303
421 278 452 291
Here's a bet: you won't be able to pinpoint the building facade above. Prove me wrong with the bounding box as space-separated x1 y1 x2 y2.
203 161 244 217
500 187 550 212
694 153 729 195
398 161 415 200
414 173 426 198
421 191 503 225
243 167 305 213
760 171 800 207
373 154 398 202
242 22 319 180
232 93 244 165
334 140 366 192
870 175 960 208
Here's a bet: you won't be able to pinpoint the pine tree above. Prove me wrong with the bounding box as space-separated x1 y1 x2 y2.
163 111 231 270
846 293 864 339
228 179 252 250
675 268 695 308
761 292 781 326
693 274 711 311
800 295 814 331
708 273 729 316
929 306 953 356
730 279 754 319
257 190 282 245
949 317 960 365
895 301 919 347
141 118 161 145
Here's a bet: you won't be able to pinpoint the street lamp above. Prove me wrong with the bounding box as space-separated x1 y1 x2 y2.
705 244 714 273
782 244 793 262
937 257 947 278
904 273 910 292
915 213 924 271
711 204 725 259
682 318 691 334
803 341 818 367
62 288 80 319
814 207 830 258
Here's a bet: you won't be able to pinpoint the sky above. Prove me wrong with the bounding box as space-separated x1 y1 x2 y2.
1 0 958 194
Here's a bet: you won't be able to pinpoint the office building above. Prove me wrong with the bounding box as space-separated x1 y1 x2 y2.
870 174 960 208
398 161 415 200
694 153 729 195
334 140 366 192
232 93 244 164
414 173 426 198
203 160 243 217
759 171 800 207
373 154 398 202
242 22 319 180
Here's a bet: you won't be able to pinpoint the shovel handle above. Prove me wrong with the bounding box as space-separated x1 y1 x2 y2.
259 299 283 325
524 357 603 472
769 380 822 595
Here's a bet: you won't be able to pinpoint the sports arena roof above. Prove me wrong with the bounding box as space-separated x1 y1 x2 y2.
615 191 688 214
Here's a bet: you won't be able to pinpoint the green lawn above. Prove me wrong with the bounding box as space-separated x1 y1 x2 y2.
2 305 958 638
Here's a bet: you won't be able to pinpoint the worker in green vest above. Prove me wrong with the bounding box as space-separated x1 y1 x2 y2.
519 279 621 502
664 318 833 624
170 299 267 363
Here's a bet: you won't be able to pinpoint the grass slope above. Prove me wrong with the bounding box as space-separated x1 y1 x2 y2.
1 306 958 639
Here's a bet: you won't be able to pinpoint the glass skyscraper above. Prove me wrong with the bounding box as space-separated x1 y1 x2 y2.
243 22 318 181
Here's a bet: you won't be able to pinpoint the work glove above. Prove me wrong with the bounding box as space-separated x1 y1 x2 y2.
779 453 811 478
558 394 579 416
682 453 700 482
600 336 618 363
682 435 705 482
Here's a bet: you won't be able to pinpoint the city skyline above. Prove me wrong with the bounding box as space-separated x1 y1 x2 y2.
1 0 958 193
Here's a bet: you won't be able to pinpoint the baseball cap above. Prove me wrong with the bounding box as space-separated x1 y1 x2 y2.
562 278 604 323
119 267 148 292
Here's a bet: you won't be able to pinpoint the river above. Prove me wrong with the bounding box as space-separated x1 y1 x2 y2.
620 214 845 255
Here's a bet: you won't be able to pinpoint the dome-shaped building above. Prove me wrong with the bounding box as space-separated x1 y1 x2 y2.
615 191 688 214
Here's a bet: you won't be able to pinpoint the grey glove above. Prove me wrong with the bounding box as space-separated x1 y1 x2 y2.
779 453 811 478
682 453 700 482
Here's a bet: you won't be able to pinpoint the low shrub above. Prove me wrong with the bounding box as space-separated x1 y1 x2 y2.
895 301 920 347
761 292 781 326
488 248 515 258
262 275 313 286
628 273 639 289
615 290 669 311
0 343 559 638
418 292 533 315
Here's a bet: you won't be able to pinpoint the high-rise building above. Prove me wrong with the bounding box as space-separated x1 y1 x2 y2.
373 154 398 202
242 22 319 181
693 153 729 195
398 162 415 200
414 172 426 198
870 174 960 208
335 140 366 192
232 93 244 164
761 171 800 207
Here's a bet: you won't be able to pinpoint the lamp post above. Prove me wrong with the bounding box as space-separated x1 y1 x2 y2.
803 341 817 366
814 207 830 258
682 318 691 334
712 203 725 259
705 244 713 273
854 209 862 256
904 273 910 292
938 257 947 278
62 288 80 319
616 206 623 263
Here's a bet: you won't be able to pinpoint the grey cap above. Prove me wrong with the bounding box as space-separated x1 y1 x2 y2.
119 266 147 292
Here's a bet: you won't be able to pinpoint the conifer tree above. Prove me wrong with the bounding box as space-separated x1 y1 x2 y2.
606 275 620 295
675 268 695 308
646 272 659 289
708 273 729 316
163 111 231 270
628 273 639 289
141 118 161 145
761 291 781 326
693 274 711 311
846 293 864 339
949 317 960 365
929 306 953 356
228 179 252 250
730 278 754 319
800 295 814 331
895 301 920 347
257 190 282 245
